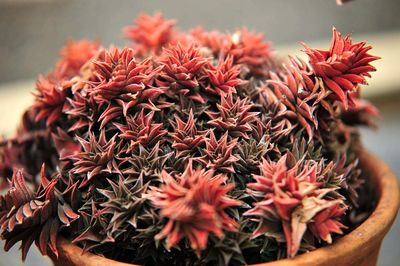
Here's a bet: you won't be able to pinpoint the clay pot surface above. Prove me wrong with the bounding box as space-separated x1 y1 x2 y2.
52 151 399 266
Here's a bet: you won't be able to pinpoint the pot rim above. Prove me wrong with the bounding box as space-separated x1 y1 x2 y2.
54 150 400 266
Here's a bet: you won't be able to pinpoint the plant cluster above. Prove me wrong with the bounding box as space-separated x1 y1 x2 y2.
0 13 379 265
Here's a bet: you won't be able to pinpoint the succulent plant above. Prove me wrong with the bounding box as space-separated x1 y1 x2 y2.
0 13 378 266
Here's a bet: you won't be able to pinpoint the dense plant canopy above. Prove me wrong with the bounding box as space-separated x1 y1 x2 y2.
0 13 378 266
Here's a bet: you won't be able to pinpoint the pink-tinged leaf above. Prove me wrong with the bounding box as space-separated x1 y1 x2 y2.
38 219 52 255
324 78 348 109
49 219 60 257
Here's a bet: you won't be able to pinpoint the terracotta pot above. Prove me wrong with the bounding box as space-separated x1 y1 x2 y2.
51 151 399 266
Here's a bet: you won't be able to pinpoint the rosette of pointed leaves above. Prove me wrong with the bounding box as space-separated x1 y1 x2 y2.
64 90 96 132
0 167 78 260
205 56 243 96
244 155 346 257
199 228 256 266
224 29 272 76
90 47 166 121
303 28 379 108
156 44 209 103
196 131 239 173
207 93 258 139
267 56 332 140
114 110 167 153
257 84 296 142
119 143 171 183
72 198 114 252
324 153 364 209
234 137 273 176
191 27 226 57
54 39 100 79
96 175 149 239
148 161 241 255
33 76 70 126
192 27 273 77
169 109 208 158
70 130 119 185
124 12 176 56
308 205 347 243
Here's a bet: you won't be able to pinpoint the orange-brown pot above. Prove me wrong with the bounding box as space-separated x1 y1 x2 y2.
51 151 399 266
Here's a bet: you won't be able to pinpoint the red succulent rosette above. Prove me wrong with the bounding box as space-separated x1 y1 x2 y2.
303 28 380 108
245 155 347 257
148 161 241 255
124 12 176 56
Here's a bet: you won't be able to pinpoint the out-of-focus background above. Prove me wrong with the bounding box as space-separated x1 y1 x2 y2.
0 0 399 265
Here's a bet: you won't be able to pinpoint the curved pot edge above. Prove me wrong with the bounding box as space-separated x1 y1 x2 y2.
53 150 400 266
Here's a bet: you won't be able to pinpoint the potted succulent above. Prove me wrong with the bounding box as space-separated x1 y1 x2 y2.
0 12 398 266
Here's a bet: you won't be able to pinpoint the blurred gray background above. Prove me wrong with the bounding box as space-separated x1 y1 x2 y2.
0 0 399 266
1 0 400 83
